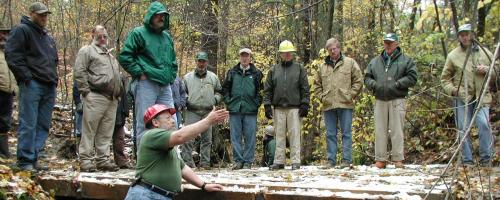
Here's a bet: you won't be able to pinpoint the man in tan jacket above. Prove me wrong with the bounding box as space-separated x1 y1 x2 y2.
74 25 123 172
314 38 363 168
0 24 17 158
441 24 495 167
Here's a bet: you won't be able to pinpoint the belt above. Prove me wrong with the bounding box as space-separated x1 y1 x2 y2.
135 180 176 198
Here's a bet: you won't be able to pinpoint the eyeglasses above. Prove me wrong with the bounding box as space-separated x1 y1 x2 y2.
37 13 49 18
154 115 173 121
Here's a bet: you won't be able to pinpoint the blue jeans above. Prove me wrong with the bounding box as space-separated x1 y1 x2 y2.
133 79 176 147
175 110 183 129
453 98 493 164
17 80 56 166
125 185 172 200
75 111 82 137
324 108 353 165
229 113 257 164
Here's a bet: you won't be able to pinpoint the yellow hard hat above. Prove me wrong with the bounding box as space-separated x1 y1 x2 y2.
278 40 296 52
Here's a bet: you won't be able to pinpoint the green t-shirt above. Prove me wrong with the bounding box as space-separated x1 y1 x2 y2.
136 128 185 192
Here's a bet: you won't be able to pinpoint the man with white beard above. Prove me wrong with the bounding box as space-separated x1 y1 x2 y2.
74 25 123 172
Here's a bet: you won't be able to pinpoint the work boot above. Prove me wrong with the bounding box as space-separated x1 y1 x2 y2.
0 133 10 158
80 161 97 172
97 162 119 172
374 161 386 169
18 164 36 172
232 162 243 170
291 163 301 170
117 162 134 169
479 160 491 168
339 161 351 169
198 164 211 171
269 164 285 170
462 161 475 169
394 161 404 169
243 163 252 169
34 162 49 171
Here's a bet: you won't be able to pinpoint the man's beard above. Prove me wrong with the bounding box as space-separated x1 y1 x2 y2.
0 41 5 50
92 39 108 49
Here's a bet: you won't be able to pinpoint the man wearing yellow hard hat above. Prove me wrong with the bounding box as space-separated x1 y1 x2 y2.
263 40 310 170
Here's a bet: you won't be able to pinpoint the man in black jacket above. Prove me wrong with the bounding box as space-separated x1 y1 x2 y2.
263 40 310 170
5 2 58 171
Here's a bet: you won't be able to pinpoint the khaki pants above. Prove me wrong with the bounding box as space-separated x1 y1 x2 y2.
79 92 118 165
180 110 212 167
274 108 301 164
374 99 405 161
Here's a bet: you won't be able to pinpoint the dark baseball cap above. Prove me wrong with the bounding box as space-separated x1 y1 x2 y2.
29 2 52 14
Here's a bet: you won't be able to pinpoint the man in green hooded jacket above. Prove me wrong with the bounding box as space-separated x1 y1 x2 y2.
119 2 178 149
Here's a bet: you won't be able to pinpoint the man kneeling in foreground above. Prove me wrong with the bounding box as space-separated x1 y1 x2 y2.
125 104 227 199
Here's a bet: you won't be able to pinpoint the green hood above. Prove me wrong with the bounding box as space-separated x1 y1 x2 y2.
144 1 170 31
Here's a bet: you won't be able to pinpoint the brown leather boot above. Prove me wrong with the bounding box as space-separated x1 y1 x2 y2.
0 133 10 158
394 161 404 169
375 161 386 169
80 161 97 172
97 161 119 172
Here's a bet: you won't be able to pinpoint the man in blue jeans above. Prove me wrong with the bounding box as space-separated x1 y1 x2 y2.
441 24 495 167
119 2 178 149
5 2 58 171
73 81 82 137
314 38 363 168
222 48 263 170
171 76 187 128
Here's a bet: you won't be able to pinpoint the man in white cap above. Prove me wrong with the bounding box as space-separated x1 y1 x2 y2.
364 33 418 169
222 48 263 170
441 24 495 167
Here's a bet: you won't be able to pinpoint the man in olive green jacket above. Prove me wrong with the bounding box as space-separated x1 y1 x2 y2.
264 40 310 170
364 33 417 169
0 24 16 158
441 24 495 167
74 25 123 172
314 38 363 168
181 52 222 169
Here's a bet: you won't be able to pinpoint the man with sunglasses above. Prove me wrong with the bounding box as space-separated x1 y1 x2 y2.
74 25 123 172
119 2 178 150
5 2 58 171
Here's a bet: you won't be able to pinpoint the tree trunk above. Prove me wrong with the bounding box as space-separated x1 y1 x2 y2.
336 0 343 40
218 0 229 77
326 0 335 38
433 0 448 59
477 2 491 38
201 0 219 74
409 0 421 32
387 0 396 31
447 0 459 33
